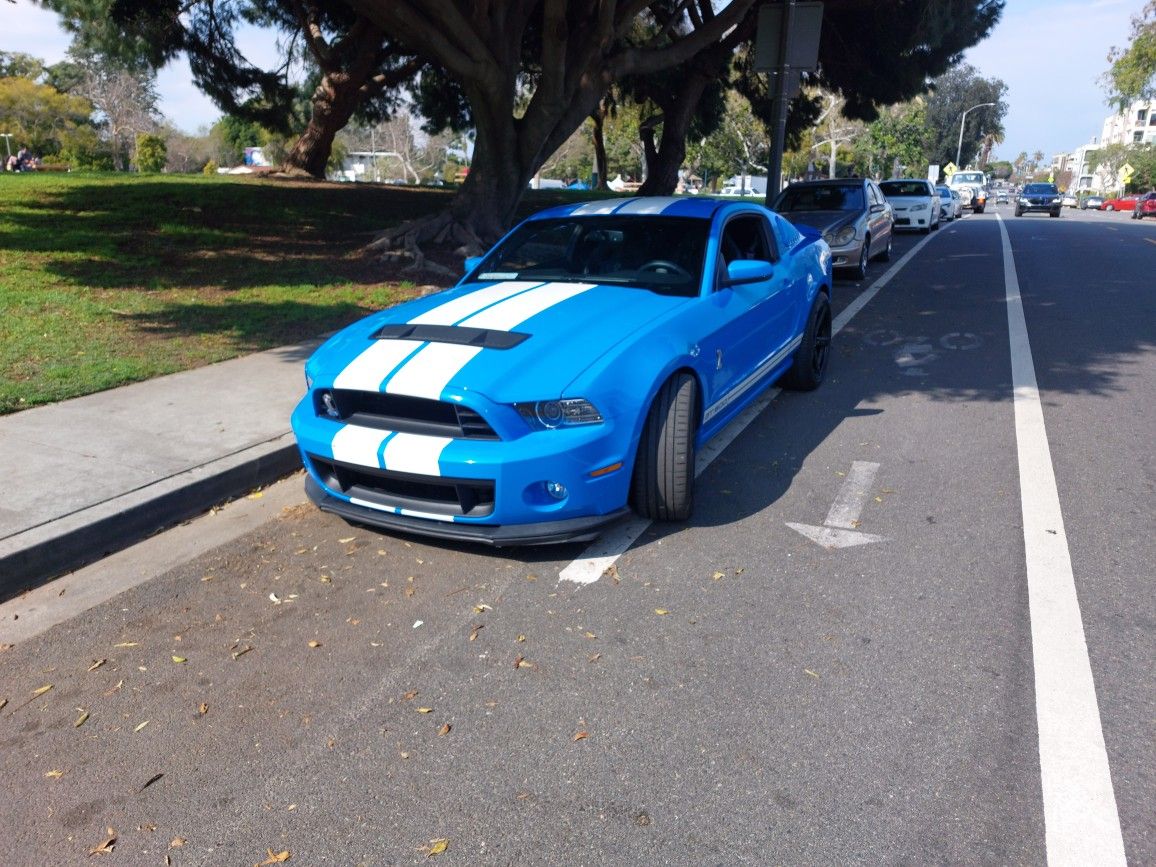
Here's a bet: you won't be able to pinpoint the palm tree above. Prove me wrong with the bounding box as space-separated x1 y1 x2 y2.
979 129 1005 167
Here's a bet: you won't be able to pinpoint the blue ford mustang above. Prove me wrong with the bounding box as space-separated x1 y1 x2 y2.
291 196 833 545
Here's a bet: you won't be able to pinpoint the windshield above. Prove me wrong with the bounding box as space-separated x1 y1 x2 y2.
880 180 930 197
472 216 708 297
952 172 985 184
774 184 865 212
936 186 952 199
1024 183 1058 194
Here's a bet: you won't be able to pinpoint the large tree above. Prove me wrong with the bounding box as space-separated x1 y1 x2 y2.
344 0 759 253
1105 0 1156 109
924 63 1007 169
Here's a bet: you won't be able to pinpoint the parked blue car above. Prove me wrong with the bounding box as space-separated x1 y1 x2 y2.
291 197 833 545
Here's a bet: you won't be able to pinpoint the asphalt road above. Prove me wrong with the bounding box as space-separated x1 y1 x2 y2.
1 202 1153 866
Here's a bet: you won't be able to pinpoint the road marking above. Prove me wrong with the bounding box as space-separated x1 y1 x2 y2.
786 460 888 548
560 232 938 584
996 214 1127 866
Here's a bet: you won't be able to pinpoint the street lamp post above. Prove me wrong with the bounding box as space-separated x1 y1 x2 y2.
0 133 12 159
956 103 995 169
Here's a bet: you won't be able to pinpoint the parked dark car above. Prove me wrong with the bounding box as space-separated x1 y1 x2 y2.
1015 183 1062 218
1132 191 1156 219
770 178 894 280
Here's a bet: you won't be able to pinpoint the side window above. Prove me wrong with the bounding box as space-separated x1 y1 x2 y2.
717 215 777 290
868 183 882 206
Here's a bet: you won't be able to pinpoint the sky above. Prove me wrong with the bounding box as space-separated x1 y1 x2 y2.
2 0 1149 162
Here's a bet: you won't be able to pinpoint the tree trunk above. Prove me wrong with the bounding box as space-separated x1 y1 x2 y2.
637 74 709 197
591 106 609 190
282 71 366 178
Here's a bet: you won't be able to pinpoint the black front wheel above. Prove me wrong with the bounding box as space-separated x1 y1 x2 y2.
630 374 697 522
781 293 832 392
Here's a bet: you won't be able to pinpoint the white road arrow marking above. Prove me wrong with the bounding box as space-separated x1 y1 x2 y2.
787 460 888 549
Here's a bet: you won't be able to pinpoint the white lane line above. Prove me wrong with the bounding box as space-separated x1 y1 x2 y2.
997 214 1127 866
560 231 939 584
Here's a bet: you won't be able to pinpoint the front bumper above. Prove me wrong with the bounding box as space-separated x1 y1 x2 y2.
292 392 639 546
1018 199 1061 213
305 475 628 545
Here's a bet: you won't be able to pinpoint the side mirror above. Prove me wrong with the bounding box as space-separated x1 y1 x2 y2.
723 259 774 287
463 255 484 275
870 202 886 213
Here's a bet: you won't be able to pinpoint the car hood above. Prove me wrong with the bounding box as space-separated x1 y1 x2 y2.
309 279 693 404
778 209 858 233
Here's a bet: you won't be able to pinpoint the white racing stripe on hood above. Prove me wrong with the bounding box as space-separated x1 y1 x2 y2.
386 343 482 399
385 281 596 399
410 280 542 325
331 425 391 467
382 432 453 476
334 339 422 392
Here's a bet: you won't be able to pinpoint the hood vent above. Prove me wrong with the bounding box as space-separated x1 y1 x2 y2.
372 323 530 349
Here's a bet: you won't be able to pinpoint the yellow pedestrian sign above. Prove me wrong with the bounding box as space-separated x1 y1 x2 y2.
944 162 958 179
1120 162 1134 184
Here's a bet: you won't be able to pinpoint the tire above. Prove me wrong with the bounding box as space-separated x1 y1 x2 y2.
781 292 832 392
630 373 697 522
931 216 940 231
876 233 892 262
1050 210 1060 218
1015 208 1024 217
921 225 931 235
1105 204 1115 211
974 205 985 214
853 241 869 280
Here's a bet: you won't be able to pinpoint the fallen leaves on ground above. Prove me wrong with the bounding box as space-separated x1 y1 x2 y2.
804 669 820 679
472 603 492 613
403 690 418 701
514 656 534 669
711 571 725 580
231 645 254 660
416 707 433 714
74 709 90 728
572 731 589 742
171 656 187 664
307 640 322 648
468 625 483 642
259 850 291 864
45 769 64 778
0 698 7 711
654 609 670 616
588 653 601 663
32 684 53 697
113 642 138 648
170 837 186 848
437 723 451 736
87 827 116 855
425 838 449 856
198 703 209 715
134 720 150 732
602 564 620 581
87 659 107 672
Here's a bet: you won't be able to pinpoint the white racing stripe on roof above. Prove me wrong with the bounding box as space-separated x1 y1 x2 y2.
385 343 482 399
409 280 541 325
382 432 453 476
334 339 422 392
330 425 391 467
570 199 632 215
614 197 683 215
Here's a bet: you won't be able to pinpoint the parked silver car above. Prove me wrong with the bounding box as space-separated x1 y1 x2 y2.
770 178 894 280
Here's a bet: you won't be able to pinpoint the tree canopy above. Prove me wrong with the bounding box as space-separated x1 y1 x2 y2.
1105 0 1156 109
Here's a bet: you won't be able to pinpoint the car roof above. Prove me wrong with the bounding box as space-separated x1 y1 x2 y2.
528 196 727 221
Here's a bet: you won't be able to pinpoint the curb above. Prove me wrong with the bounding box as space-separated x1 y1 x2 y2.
0 434 303 602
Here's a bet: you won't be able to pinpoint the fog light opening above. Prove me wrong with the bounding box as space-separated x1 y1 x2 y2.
543 481 568 500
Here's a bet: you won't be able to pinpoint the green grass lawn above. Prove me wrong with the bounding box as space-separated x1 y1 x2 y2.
0 173 600 414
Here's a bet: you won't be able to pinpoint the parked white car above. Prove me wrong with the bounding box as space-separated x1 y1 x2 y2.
880 179 941 233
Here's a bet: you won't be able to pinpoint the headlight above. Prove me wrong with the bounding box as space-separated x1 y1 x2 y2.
911 203 928 211
515 398 604 430
823 225 856 247
1052 197 1061 203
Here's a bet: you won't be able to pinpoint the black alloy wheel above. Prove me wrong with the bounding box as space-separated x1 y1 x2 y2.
782 293 831 392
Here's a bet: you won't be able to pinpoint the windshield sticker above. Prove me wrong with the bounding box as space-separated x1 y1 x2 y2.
478 272 519 281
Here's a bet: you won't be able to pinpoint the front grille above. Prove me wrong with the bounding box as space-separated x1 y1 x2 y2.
315 389 499 439
309 455 495 518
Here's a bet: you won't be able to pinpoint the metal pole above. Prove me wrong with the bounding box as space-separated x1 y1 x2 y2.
0 134 11 158
764 0 796 206
956 102 995 168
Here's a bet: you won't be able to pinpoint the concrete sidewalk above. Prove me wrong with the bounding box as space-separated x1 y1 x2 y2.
0 339 321 598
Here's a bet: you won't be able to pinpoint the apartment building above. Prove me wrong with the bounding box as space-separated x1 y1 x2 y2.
1101 99 1156 146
